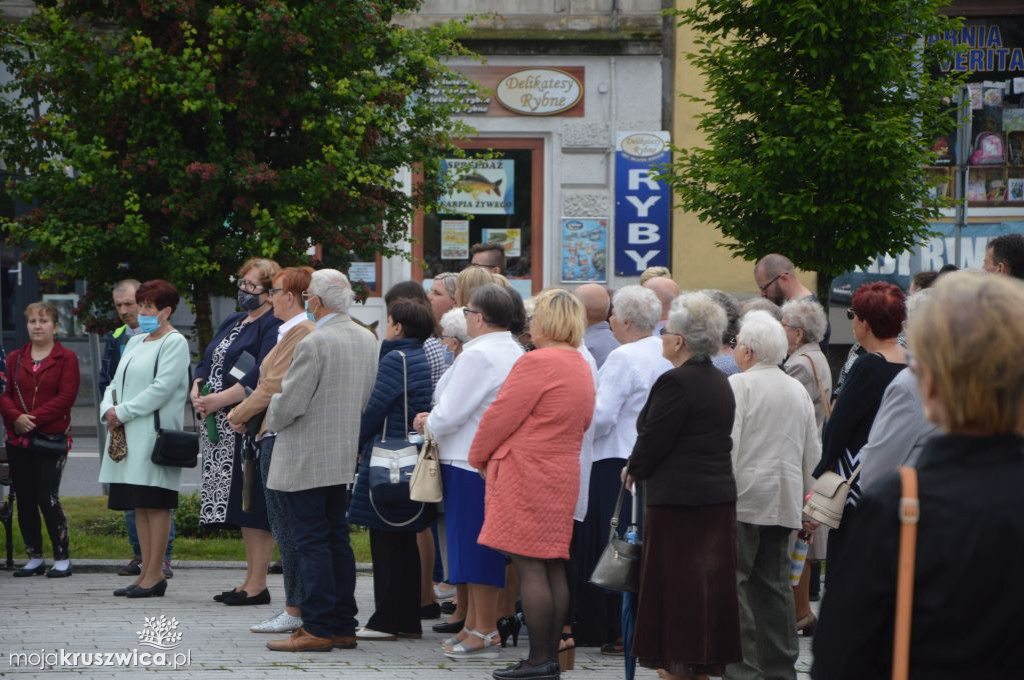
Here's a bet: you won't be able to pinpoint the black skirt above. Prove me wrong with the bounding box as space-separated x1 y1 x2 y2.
108 483 178 510
224 435 270 530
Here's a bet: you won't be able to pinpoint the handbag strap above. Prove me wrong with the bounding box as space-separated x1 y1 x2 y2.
608 477 627 542
149 332 195 433
892 465 919 680
802 353 833 420
379 350 409 444
12 353 29 414
847 462 863 484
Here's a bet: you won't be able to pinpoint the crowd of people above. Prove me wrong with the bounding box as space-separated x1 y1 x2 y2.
4 232 1024 680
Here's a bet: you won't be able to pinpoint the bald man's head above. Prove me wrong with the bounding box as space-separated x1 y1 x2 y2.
574 283 611 325
642 276 680 319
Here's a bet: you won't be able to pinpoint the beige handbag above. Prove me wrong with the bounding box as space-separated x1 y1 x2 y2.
892 466 919 680
107 389 128 462
803 463 862 529
409 424 443 503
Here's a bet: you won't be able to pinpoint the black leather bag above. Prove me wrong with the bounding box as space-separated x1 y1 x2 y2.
13 355 69 456
148 333 199 468
589 478 642 593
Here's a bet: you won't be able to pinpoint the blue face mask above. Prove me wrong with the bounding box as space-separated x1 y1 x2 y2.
138 314 160 333
304 300 315 322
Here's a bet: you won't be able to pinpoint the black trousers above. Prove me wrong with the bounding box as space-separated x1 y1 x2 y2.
367 529 422 635
8 444 70 561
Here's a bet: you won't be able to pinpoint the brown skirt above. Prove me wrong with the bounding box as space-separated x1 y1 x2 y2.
633 503 742 677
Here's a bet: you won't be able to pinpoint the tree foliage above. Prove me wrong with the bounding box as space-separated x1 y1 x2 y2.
0 0 476 343
668 0 963 302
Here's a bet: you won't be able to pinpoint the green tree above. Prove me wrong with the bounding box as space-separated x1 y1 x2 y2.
0 0 475 344
668 0 963 303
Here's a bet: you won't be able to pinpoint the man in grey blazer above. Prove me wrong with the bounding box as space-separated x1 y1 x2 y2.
264 269 378 652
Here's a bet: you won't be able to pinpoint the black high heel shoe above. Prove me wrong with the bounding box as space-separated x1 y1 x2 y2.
497 615 521 648
126 580 168 598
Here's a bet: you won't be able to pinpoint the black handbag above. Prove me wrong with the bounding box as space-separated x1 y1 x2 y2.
13 355 69 456
148 333 199 468
589 478 642 593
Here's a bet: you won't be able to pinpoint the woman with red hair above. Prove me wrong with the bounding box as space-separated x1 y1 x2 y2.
813 282 907 573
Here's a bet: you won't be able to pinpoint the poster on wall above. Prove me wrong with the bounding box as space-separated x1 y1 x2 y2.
561 218 608 283
481 228 521 257
614 131 671 276
441 219 470 259
830 221 1024 303
438 158 515 215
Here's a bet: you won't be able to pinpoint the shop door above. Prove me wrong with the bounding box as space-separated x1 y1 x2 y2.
414 138 544 299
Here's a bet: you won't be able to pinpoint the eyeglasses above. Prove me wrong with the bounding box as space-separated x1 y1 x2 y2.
301 291 316 300
757 274 782 293
463 308 482 318
729 337 738 349
846 309 857 320
659 327 683 338
266 287 284 298
237 279 265 293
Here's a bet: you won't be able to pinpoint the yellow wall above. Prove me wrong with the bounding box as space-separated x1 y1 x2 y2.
670 0 817 296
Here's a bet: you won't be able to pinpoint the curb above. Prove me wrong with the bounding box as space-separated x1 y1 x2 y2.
2 560 374 574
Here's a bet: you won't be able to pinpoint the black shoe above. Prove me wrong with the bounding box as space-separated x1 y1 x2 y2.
224 588 271 606
114 584 136 596
13 563 46 577
420 603 441 619
268 562 284 575
117 558 143 576
431 618 466 634
497 615 522 647
126 580 168 598
46 564 73 578
440 601 456 616
214 589 240 602
492 660 560 680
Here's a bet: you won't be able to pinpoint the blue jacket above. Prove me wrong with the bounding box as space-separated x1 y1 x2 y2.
98 324 135 394
194 311 281 392
348 338 434 532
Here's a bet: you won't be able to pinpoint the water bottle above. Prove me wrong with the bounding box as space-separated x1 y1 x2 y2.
789 531 810 586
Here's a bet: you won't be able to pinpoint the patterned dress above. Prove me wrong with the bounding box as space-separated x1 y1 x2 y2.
198 320 245 526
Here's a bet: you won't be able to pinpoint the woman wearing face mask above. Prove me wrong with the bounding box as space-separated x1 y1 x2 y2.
97 280 189 597
191 258 282 605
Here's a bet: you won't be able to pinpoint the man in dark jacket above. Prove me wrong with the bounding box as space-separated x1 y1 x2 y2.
100 279 175 579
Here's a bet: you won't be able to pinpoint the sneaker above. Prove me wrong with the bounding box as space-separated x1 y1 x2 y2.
434 583 457 601
162 560 174 579
117 558 142 576
251 611 304 634
356 627 397 641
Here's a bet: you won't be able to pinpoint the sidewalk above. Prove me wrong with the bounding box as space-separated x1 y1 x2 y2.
1 566 814 679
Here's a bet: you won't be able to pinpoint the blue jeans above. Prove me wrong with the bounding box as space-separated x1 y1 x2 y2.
260 437 304 607
126 509 175 561
282 484 358 639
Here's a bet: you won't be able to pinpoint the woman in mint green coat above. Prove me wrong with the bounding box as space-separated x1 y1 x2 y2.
98 280 190 598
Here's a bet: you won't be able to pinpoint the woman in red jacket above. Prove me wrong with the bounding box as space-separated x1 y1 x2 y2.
0 301 81 578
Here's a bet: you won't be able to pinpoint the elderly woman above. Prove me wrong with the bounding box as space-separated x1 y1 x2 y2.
413 284 525 659
624 293 742 680
576 285 671 651
98 280 190 597
429 272 458 324
469 289 595 679
815 282 907 571
701 289 741 376
226 266 315 634
812 272 1024 678
1 302 80 578
439 307 470 358
727 311 820 680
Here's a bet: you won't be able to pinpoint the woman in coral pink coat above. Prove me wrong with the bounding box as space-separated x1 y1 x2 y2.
470 289 595 680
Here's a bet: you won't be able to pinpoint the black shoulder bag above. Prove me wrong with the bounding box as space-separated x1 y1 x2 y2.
149 333 199 468
13 354 69 456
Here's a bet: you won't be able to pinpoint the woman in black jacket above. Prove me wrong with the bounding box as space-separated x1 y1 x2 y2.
812 272 1024 679
348 298 435 640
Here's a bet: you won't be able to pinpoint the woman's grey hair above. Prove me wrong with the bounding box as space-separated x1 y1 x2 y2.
469 283 515 329
737 310 789 365
781 298 827 344
440 306 470 343
435 272 458 300
668 293 727 360
611 285 661 332
699 289 740 345
308 269 354 313
738 297 783 321
905 287 934 323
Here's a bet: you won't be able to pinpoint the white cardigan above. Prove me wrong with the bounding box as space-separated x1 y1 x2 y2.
427 331 523 472
729 363 820 529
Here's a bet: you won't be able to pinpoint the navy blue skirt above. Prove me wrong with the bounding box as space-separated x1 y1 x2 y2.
441 464 506 587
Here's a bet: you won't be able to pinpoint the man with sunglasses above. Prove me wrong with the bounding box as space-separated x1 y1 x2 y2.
754 254 830 353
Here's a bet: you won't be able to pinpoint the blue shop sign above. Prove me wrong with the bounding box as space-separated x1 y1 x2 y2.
614 131 671 276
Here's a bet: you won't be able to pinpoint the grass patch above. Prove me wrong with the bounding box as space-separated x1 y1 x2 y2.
0 495 371 563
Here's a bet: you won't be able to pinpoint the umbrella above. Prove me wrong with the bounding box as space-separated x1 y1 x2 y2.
622 486 641 680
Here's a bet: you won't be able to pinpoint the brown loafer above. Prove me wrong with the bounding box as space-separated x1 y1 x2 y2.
332 635 358 649
266 628 334 652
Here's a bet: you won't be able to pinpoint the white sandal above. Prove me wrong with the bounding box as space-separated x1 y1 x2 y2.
443 628 501 660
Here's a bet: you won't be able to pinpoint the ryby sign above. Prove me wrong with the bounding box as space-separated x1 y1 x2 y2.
614 131 671 275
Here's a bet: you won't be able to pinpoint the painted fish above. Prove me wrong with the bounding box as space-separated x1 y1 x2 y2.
454 173 503 199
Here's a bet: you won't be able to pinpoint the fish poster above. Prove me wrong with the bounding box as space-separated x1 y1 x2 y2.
481 228 521 257
438 158 515 215
441 219 470 259
561 218 608 283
